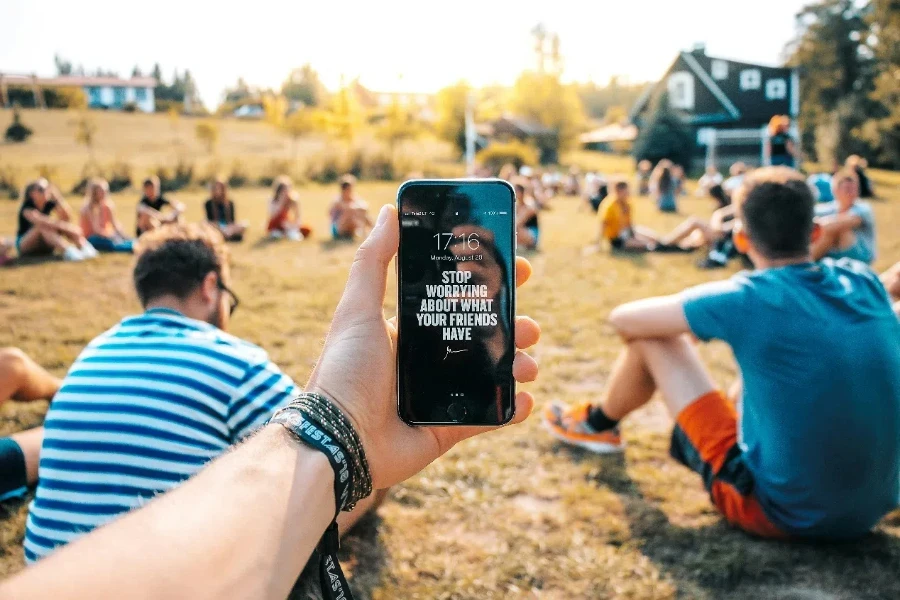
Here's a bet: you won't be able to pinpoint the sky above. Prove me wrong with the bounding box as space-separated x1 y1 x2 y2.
1 0 810 108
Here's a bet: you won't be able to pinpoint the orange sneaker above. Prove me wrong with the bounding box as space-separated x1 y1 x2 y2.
542 401 624 454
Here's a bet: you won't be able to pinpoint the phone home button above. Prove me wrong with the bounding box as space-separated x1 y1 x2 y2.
447 403 467 423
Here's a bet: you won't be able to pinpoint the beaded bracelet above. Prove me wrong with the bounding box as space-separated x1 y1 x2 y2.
268 392 373 600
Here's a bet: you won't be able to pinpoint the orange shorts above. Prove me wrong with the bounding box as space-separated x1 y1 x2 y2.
671 391 787 539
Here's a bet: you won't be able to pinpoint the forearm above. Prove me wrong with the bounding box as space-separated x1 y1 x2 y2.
1 426 335 600
608 295 691 341
138 206 163 219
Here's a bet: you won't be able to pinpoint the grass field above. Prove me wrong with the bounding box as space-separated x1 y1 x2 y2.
0 108 464 193
1 174 899 599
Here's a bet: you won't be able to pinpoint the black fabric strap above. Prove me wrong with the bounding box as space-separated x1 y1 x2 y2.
268 409 356 600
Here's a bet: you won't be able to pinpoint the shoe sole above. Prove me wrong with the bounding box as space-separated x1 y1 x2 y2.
542 420 625 454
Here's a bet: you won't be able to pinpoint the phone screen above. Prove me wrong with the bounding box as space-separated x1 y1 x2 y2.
397 180 516 426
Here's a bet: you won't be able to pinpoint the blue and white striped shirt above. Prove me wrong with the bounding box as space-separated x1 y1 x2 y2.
24 308 297 563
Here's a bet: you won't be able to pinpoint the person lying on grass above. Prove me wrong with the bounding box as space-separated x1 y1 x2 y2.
328 174 373 241
18 222 382 564
593 180 696 254
0 206 541 600
135 176 185 237
16 179 98 262
811 168 876 265
548 166 900 540
79 178 134 253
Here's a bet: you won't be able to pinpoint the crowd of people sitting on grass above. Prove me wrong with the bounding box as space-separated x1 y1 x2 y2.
0 173 375 266
0 164 897 598
0 155 897 597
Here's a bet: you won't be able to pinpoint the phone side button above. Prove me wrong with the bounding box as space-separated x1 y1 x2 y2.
447 403 467 423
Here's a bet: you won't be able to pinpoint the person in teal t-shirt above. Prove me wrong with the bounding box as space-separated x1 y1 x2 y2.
812 168 877 264
545 166 900 539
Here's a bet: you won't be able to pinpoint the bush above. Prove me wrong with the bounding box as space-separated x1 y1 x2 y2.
53 87 87 110
632 91 695 168
348 140 394 181
227 160 249 188
258 158 301 187
155 99 184 114
198 159 225 187
154 159 194 192
4 109 33 143
71 160 133 195
0 164 22 200
108 160 133 192
5 86 85 109
195 120 220 154
475 140 539 173
123 101 139 113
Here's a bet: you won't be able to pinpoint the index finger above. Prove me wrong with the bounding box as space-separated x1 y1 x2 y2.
516 256 532 288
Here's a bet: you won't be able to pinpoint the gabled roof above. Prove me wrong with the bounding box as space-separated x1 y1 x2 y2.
680 52 740 119
630 50 795 125
36 76 158 88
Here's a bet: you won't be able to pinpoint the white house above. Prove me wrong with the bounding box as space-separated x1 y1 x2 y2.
1 74 157 112
38 76 158 112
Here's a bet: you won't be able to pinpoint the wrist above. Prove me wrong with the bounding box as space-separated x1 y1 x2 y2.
269 392 372 513
262 424 336 512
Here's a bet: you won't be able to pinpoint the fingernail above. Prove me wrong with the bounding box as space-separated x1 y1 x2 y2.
376 205 391 227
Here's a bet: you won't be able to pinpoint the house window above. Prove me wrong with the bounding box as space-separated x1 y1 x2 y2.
87 86 103 106
135 87 148 102
711 60 728 81
765 79 787 100
740 69 761 90
113 87 127 107
667 71 695 110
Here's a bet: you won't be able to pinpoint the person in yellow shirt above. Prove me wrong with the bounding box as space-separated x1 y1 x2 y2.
597 180 662 251
597 180 701 253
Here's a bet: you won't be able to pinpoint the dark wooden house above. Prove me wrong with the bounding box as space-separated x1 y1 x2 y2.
630 45 799 169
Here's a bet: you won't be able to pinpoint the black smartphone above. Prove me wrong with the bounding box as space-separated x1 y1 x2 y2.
397 179 516 426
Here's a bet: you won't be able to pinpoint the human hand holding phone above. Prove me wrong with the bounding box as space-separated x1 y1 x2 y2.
305 204 539 490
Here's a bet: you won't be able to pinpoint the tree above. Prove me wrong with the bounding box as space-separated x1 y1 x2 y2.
786 0 876 161
604 105 628 125
195 120 220 155
575 77 648 121
132 66 143 78
224 78 254 104
376 100 420 154
327 80 363 142
509 71 586 161
632 92 694 167
282 109 327 158
282 64 328 107
73 111 98 160
54 54 73 76
4 109 33 143
434 81 472 156
862 0 900 167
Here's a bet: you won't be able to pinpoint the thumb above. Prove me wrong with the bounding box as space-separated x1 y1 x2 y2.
338 204 398 320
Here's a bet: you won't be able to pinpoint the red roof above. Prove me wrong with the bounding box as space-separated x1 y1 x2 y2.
34 76 157 88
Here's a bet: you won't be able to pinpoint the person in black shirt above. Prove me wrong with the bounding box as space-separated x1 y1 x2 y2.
204 179 247 242
136 176 185 237
15 179 98 261
767 115 797 168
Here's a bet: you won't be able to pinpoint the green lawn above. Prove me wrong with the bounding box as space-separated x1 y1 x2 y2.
1 178 899 599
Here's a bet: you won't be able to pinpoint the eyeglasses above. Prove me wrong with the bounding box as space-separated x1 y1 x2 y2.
217 279 240 316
